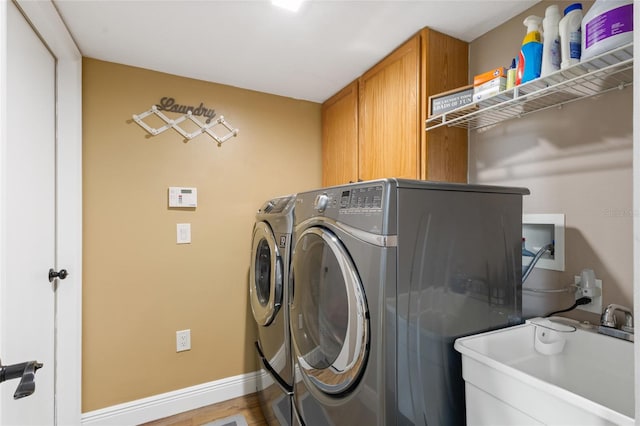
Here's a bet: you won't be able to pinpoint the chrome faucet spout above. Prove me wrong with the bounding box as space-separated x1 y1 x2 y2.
600 304 634 333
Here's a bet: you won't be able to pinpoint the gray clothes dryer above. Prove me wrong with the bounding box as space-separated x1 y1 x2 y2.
250 195 296 426
289 179 529 425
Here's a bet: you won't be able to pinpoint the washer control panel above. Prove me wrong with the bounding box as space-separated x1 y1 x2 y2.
339 185 384 211
297 182 389 234
307 184 385 216
314 193 330 212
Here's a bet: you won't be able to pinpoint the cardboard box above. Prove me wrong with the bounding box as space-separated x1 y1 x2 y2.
473 67 507 86
474 76 507 94
473 85 506 102
428 85 474 116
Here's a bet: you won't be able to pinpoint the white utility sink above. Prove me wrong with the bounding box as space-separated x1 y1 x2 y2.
454 317 634 425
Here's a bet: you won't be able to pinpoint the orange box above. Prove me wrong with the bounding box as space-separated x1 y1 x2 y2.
473 67 507 86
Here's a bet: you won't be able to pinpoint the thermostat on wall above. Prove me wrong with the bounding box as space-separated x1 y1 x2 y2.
169 187 197 208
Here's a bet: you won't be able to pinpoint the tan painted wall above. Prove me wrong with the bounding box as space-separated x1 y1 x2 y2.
469 1 633 321
82 58 321 411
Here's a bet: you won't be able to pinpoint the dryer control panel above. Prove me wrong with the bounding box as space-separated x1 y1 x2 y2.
258 195 295 215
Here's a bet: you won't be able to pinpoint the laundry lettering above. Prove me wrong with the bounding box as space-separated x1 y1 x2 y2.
156 97 217 124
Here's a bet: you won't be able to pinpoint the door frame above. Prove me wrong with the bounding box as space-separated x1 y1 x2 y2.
0 1 82 424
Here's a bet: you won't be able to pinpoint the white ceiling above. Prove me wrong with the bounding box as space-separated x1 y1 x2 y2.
53 0 540 103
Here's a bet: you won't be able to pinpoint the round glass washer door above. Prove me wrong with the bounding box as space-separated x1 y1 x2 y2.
290 226 369 396
250 221 283 326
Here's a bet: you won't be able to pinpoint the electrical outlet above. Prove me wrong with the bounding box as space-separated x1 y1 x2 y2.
176 329 191 352
574 276 603 314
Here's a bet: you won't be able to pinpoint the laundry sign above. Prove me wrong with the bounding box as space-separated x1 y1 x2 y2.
155 97 216 124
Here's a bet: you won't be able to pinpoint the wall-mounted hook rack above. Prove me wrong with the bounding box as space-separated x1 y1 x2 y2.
132 105 239 146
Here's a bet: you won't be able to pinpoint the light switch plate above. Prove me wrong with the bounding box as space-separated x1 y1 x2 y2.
177 223 191 244
176 329 191 352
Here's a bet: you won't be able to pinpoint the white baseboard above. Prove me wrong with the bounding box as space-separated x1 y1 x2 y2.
81 370 266 425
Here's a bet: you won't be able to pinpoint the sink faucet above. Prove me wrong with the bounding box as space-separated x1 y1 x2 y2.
598 304 634 342
601 303 634 333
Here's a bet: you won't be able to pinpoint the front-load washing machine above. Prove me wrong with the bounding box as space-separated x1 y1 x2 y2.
250 195 296 425
289 179 529 425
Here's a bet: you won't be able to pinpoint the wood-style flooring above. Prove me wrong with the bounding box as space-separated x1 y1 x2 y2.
141 393 268 426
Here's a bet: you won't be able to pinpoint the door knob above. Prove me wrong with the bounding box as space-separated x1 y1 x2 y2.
48 268 68 282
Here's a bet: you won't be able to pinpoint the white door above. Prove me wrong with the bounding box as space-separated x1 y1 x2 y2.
0 1 56 424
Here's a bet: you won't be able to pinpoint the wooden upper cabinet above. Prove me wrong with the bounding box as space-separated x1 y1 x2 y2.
358 35 420 181
421 29 468 182
321 28 469 186
321 81 358 187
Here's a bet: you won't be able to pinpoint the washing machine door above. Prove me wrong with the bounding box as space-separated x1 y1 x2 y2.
250 221 283 326
290 226 369 396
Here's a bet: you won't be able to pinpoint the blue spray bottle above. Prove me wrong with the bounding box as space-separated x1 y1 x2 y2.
516 15 543 85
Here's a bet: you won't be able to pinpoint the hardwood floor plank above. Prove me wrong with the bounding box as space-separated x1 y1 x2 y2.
141 393 268 426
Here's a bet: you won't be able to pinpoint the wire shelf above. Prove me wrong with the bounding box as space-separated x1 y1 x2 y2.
425 43 633 132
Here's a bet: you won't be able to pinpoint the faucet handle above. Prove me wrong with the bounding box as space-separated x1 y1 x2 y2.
622 309 634 334
601 304 617 327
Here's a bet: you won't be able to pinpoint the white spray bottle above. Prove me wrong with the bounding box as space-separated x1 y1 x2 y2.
541 5 561 77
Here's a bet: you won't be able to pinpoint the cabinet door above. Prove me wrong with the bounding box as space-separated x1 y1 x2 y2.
322 81 358 187
421 29 469 182
358 35 420 181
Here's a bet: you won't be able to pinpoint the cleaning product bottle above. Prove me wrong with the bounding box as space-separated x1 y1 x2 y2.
559 3 583 69
516 15 543 85
541 5 561 77
582 0 633 61
506 58 517 89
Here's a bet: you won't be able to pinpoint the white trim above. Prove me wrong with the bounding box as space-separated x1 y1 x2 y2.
12 1 83 425
15 0 80 59
81 371 264 426
633 4 639 421
53 56 83 426
0 0 9 420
